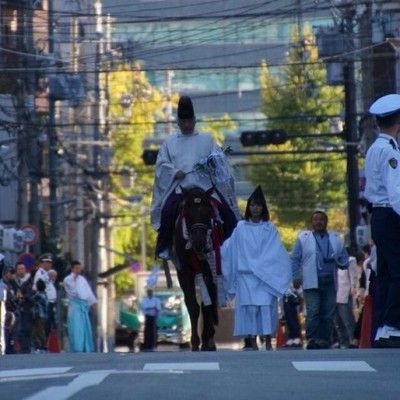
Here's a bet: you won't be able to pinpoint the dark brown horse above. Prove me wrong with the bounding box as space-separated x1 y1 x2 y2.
170 187 228 351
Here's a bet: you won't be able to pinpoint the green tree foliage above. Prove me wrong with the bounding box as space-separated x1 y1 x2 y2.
250 26 347 231
198 114 237 145
106 63 168 295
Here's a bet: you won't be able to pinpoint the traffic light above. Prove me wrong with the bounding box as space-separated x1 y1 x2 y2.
142 149 159 165
240 130 288 147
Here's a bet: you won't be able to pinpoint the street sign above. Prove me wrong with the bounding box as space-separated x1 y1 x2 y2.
21 224 39 245
18 252 36 272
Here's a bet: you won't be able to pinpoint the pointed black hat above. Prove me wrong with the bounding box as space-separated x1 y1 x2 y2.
177 95 195 119
248 185 266 204
245 185 270 221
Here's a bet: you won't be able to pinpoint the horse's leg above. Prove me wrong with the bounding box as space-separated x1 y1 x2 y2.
201 304 217 351
177 268 200 351
200 267 218 351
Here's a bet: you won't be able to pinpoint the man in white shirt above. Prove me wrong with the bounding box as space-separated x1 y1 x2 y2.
140 287 161 351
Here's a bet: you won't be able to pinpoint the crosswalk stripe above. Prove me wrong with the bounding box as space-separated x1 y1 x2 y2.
292 361 376 372
25 371 112 400
143 362 220 371
0 367 72 379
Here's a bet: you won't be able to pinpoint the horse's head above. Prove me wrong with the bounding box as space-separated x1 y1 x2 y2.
181 187 215 255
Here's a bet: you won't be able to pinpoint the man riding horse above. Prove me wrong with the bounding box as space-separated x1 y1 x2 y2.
150 96 239 351
150 95 240 262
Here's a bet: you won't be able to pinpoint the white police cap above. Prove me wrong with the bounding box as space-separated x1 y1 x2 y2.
369 94 400 117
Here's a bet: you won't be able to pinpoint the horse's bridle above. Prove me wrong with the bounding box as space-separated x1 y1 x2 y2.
189 222 211 255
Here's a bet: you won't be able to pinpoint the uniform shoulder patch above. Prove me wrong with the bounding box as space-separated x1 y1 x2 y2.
389 158 398 169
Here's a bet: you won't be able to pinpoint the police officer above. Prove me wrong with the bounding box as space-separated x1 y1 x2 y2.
364 94 400 347
33 253 53 292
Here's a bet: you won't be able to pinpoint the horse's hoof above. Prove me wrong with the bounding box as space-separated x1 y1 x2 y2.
191 346 200 352
200 345 217 351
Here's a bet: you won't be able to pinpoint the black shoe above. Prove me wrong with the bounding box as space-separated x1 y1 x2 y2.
315 339 330 349
374 337 400 348
306 340 318 350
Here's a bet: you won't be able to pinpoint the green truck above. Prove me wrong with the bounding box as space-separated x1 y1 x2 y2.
153 290 191 348
115 296 141 352
115 271 191 350
135 271 191 348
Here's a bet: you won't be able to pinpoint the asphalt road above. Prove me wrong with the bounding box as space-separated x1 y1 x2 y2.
1 347 399 400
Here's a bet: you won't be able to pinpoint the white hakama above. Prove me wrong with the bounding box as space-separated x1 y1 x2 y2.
221 220 291 337
63 274 97 352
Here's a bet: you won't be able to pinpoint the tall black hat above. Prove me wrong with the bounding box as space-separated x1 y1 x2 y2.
177 95 195 119
247 185 266 205
245 185 270 221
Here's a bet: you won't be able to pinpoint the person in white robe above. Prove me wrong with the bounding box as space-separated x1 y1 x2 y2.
63 260 97 352
221 186 292 350
150 95 240 259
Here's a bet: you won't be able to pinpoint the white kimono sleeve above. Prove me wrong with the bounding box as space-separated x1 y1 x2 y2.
150 142 179 230
221 231 239 297
76 276 97 307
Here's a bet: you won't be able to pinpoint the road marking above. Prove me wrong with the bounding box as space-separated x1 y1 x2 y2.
25 370 113 400
0 373 78 383
292 361 376 372
0 367 72 379
143 362 220 371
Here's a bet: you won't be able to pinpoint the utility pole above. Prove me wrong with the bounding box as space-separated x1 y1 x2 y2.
316 3 360 254
165 70 174 135
360 1 373 110
104 12 115 353
296 0 303 39
343 3 360 255
15 0 40 257
71 16 85 263
16 2 29 228
48 0 59 249
27 1 41 255
92 0 113 353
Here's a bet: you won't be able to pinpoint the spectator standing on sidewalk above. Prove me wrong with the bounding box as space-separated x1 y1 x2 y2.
333 255 358 348
140 284 161 352
33 253 53 292
291 210 349 350
282 286 303 348
63 261 97 352
0 259 5 355
1 265 17 354
45 269 58 339
31 279 48 353
11 262 33 353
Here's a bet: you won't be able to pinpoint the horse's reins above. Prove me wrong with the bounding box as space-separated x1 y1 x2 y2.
189 222 211 255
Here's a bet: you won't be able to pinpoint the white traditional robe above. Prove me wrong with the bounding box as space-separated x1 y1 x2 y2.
221 220 292 336
63 274 97 307
63 274 97 352
150 131 239 229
